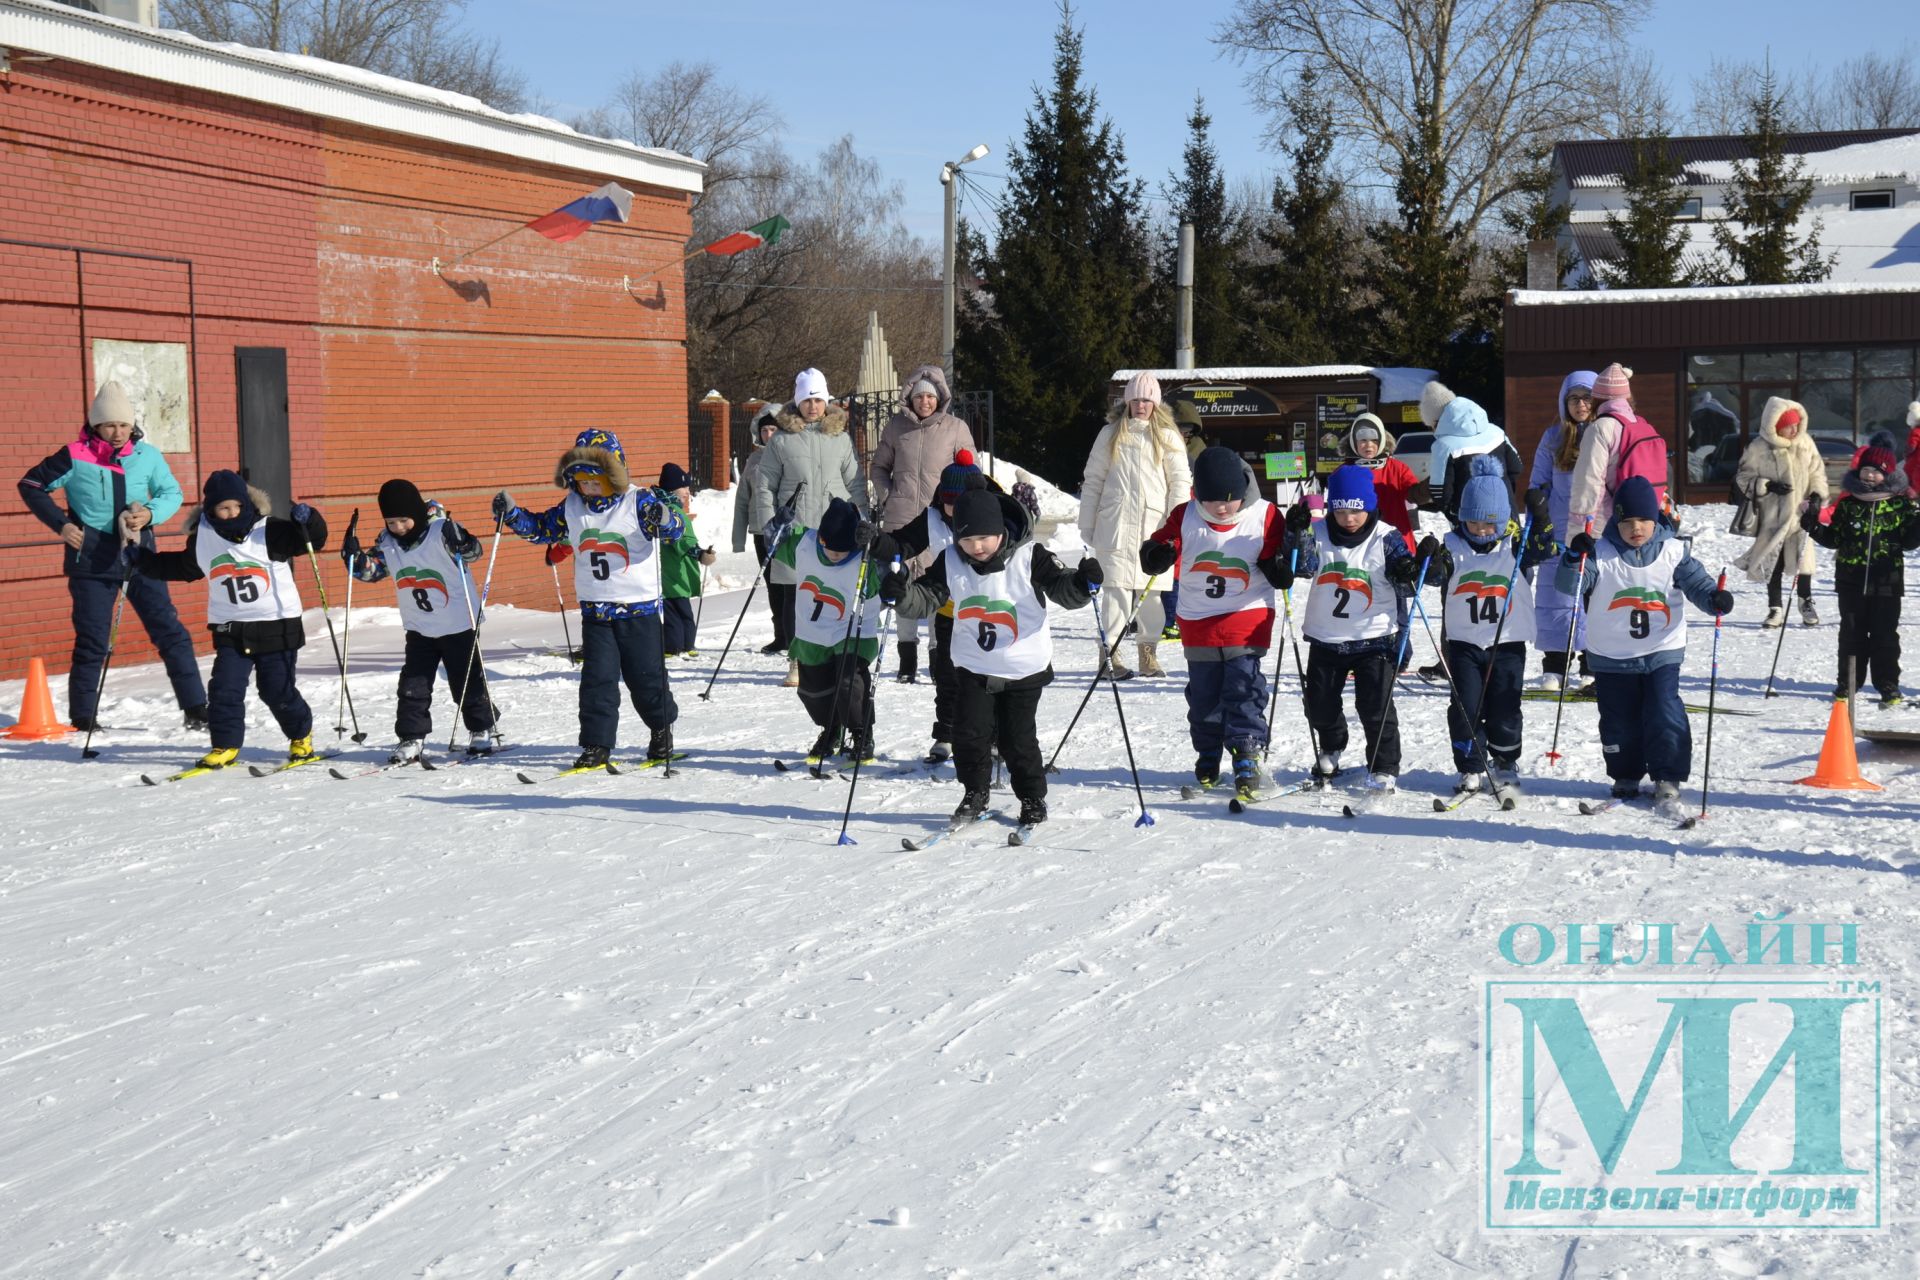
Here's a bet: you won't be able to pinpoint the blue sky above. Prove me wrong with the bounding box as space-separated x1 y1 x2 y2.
468 0 1910 241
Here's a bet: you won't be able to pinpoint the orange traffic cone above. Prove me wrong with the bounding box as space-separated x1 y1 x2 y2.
1796 697 1881 791
2 657 74 740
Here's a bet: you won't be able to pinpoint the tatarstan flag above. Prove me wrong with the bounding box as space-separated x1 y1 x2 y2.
956 595 1019 638
703 215 790 256
799 575 847 619
1608 586 1671 624
1451 570 1510 601
1191 551 1250 590
1313 562 1373 609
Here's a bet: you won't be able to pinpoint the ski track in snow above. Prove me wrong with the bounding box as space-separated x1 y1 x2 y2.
0 503 1915 1277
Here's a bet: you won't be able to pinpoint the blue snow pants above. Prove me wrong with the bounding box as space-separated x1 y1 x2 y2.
1185 647 1270 758
1593 663 1690 785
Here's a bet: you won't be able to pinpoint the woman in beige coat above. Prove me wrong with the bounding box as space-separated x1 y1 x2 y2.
1078 372 1192 678
1733 395 1827 627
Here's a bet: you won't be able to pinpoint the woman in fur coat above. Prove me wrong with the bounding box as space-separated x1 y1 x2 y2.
1733 396 1827 628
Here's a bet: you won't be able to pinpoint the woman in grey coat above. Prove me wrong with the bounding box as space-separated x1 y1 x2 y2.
750 367 868 685
871 363 975 681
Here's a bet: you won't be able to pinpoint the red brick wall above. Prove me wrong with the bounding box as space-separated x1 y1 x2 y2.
0 58 691 682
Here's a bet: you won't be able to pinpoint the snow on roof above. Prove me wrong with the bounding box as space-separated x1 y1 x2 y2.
1110 366 1437 401
1560 204 1920 288
1511 278 1920 306
0 0 705 195
1683 133 1920 186
1557 129 1920 189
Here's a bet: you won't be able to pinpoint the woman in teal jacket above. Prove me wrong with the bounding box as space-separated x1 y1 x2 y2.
16 381 208 732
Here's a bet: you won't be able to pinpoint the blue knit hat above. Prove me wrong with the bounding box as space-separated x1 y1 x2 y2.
1326 464 1377 513
1458 454 1510 525
1613 475 1659 522
935 448 981 506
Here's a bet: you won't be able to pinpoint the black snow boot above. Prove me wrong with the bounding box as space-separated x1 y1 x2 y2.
1017 796 1048 826
572 744 613 770
183 703 210 732
646 725 674 762
808 727 838 764
952 787 991 822
895 642 919 683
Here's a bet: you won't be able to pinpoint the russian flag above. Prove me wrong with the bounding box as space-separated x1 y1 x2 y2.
525 182 634 243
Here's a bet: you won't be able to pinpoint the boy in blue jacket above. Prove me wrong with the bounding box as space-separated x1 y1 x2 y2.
16 381 208 732
1556 476 1732 806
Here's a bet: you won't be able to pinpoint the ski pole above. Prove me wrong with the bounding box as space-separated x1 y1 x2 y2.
447 512 505 753
79 560 135 761
700 514 790 701
300 517 365 743
546 543 580 662
1274 544 1325 770
1262 550 1296 755
1088 582 1154 827
449 522 501 753
1463 513 1533 808
1363 551 1431 779
1041 572 1161 773
1682 569 1729 830
819 544 874 771
834 552 898 846
1544 517 1593 765
335 509 360 739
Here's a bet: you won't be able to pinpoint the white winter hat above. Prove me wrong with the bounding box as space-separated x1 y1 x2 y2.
794 367 830 403
908 378 938 399
1908 401 1920 429
1123 371 1162 406
1419 380 1456 427
88 379 137 427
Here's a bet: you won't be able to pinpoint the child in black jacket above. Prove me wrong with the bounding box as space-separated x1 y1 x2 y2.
1801 445 1920 703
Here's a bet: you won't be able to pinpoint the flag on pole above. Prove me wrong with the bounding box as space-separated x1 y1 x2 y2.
526 182 635 243
702 215 790 256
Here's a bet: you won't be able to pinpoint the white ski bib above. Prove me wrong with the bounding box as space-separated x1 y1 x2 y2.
198 518 302 624
1585 538 1688 660
1302 522 1396 644
1440 532 1536 647
791 533 883 649
567 488 661 604
380 518 479 638
1177 500 1274 622
944 541 1052 679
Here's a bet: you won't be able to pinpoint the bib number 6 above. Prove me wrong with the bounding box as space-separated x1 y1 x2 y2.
976 620 998 651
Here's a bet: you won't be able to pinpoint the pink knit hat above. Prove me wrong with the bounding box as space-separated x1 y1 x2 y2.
1592 363 1633 400
1123 372 1162 406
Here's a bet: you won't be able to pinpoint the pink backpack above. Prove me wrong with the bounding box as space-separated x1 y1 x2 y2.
1606 411 1670 509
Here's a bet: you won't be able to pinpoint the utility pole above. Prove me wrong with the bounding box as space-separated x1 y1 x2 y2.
1175 222 1196 369
941 143 990 383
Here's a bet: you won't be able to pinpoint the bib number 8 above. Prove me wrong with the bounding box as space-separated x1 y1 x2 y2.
1629 607 1651 639
220 576 260 606
411 587 435 613
977 620 998 651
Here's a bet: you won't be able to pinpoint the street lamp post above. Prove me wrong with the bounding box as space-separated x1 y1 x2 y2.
941 143 990 384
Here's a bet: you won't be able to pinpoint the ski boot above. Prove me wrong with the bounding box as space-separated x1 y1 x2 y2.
287 735 318 764
849 730 878 766
1230 747 1267 799
390 738 425 765
1194 753 1221 789
1610 781 1641 801
1367 772 1397 794
646 725 674 763
806 728 839 767
183 703 211 732
1455 771 1487 795
572 744 613 771
952 787 991 823
1312 751 1342 786
468 727 505 756
925 740 952 765
1017 796 1048 827
895 642 919 684
1653 780 1682 804
197 746 240 770
1878 686 1904 707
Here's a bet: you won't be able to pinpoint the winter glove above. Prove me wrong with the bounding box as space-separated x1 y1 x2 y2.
698 547 718 567
1567 530 1597 560
1256 554 1292 590
442 519 478 557
1074 557 1105 592
492 490 516 520
1766 478 1793 495
1285 502 1313 534
1524 486 1550 529
853 520 880 549
1416 534 1450 581
1138 538 1179 576
761 515 789 545
289 502 316 528
338 530 363 566
636 494 666 531
1710 589 1735 616
1386 554 1419 587
1799 505 1822 533
544 542 572 566
878 567 910 602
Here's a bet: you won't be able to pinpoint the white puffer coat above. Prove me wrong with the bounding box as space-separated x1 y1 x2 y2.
1733 395 1827 582
1077 403 1192 592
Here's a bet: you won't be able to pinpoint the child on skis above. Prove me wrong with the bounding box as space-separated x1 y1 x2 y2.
891 451 988 763
340 478 498 762
1413 462 1556 797
1799 443 1920 703
493 428 682 771
885 487 1101 830
1138 445 1287 799
1557 476 1732 805
658 463 716 658
135 470 328 769
769 497 890 768
1275 464 1418 789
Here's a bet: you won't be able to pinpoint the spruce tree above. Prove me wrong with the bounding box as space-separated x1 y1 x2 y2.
1162 95 1255 366
1254 69 1355 365
1495 145 1573 288
1364 94 1478 370
1599 130 1699 287
957 1 1156 479
1711 65 1835 284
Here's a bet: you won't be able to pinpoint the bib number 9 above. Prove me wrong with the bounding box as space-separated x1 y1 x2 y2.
1629 607 1651 639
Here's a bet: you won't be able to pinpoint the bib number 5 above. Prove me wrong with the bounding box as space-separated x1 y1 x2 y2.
588 550 612 581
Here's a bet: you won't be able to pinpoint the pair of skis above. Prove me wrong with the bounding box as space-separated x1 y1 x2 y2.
141 753 334 785
516 752 687 784
900 808 1041 850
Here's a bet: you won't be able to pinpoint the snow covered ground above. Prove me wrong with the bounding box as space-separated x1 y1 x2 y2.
1 503 1915 1278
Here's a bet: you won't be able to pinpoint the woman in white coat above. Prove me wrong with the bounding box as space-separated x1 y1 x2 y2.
1078 372 1192 679
1733 396 1827 627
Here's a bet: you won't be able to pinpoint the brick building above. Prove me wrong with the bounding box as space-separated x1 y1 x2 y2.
0 0 703 676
